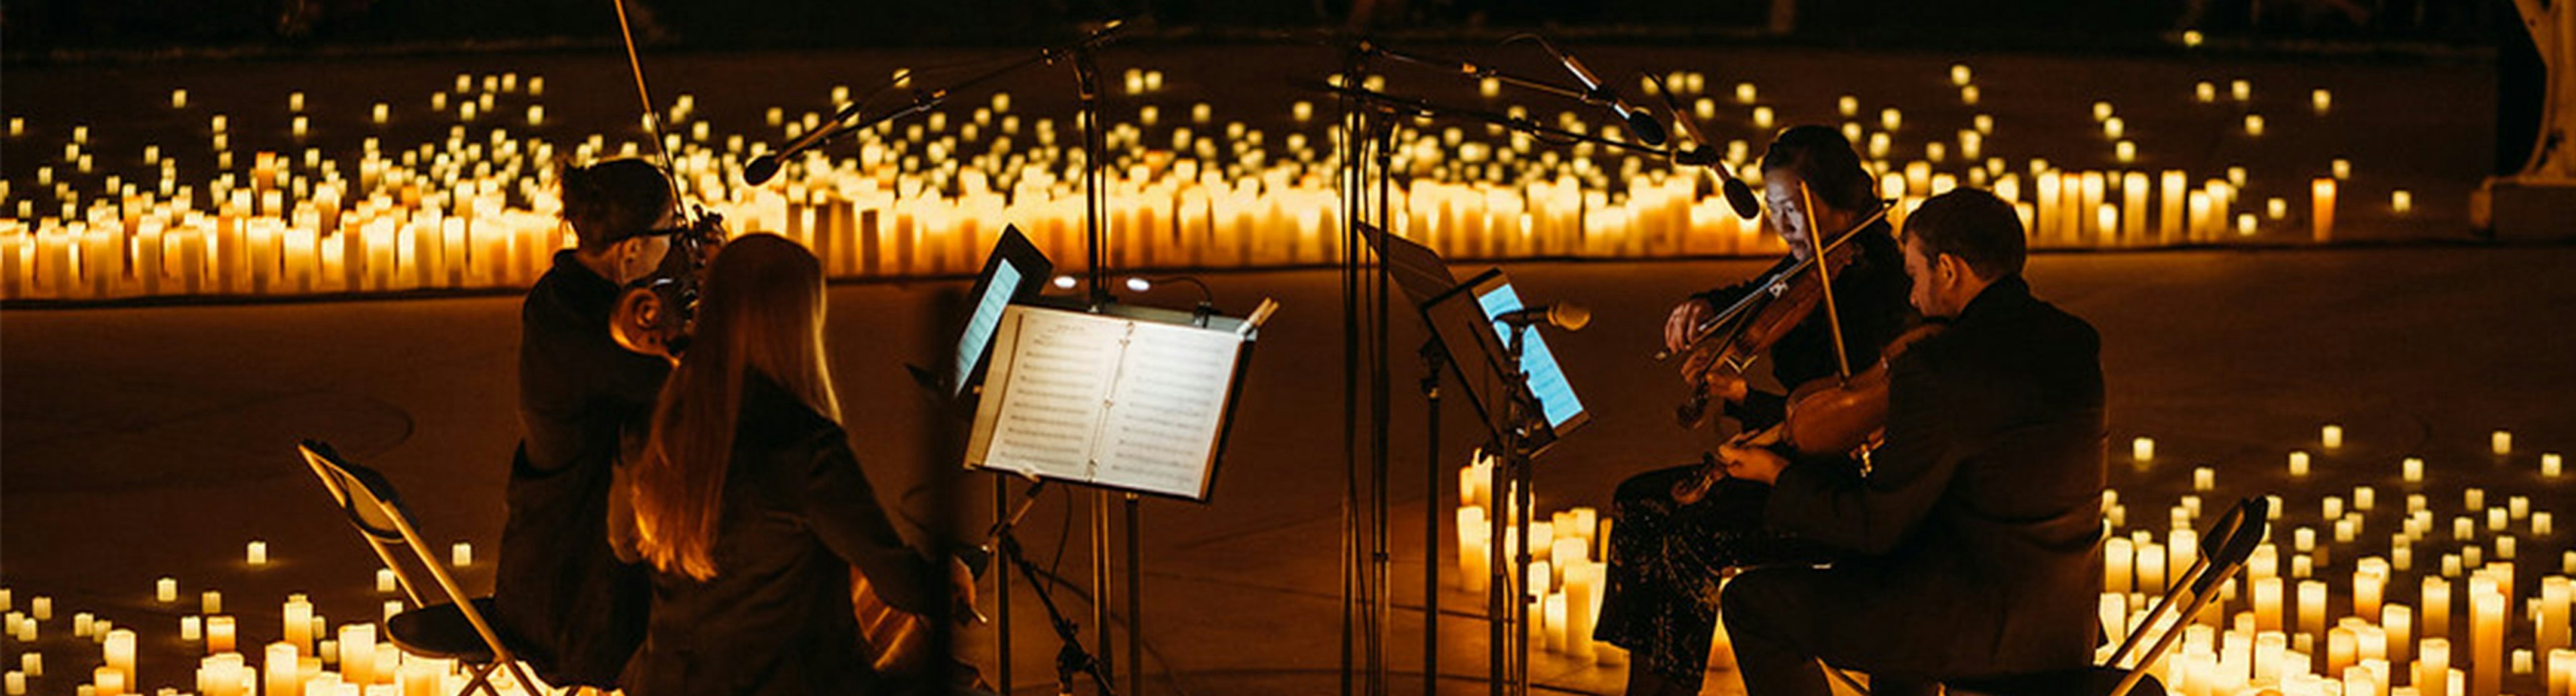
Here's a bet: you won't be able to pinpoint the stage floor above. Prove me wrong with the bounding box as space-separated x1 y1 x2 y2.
7 245 2574 695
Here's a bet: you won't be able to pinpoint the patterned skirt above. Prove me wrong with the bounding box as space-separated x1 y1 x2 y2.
1593 462 1831 692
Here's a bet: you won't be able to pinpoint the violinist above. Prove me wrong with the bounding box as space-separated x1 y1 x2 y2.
494 158 682 690
1595 126 1916 696
1716 189 2106 696
607 234 979 695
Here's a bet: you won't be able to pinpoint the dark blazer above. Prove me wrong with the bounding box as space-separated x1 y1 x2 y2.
612 373 945 696
1697 221 1915 430
1762 275 2108 677
495 250 665 687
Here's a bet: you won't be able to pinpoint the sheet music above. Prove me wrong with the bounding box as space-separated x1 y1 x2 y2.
1095 321 1242 496
967 305 1251 499
974 309 1125 481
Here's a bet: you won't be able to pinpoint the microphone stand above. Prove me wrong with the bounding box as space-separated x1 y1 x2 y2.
1352 41 1644 136
1309 83 1675 160
749 19 1129 184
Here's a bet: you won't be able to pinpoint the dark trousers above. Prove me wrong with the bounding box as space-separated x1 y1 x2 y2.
1594 464 1828 693
1722 566 1941 696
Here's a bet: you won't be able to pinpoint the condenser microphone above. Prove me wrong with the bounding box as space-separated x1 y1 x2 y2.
1493 303 1592 332
1537 42 1666 147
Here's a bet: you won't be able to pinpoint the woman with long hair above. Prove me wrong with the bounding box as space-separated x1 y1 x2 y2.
611 234 971 695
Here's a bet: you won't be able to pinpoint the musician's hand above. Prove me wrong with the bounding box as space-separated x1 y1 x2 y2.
1715 442 1789 486
949 557 984 624
1703 372 1750 404
1664 299 1715 354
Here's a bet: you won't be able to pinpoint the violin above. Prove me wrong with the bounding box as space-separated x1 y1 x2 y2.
1666 203 1890 429
608 210 723 360
1670 323 1943 504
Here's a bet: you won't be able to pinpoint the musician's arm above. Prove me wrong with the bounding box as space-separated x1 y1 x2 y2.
606 459 643 564
1724 389 1787 430
1762 351 1966 555
802 433 945 615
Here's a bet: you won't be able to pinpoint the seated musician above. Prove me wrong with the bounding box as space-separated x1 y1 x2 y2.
495 158 684 689
1715 189 2107 696
608 234 978 695
1595 126 1916 696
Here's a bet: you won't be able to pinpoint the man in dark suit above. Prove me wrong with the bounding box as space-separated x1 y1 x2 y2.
1713 188 2108 696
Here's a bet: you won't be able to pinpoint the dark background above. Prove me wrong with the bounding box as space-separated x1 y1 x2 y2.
2 0 2510 56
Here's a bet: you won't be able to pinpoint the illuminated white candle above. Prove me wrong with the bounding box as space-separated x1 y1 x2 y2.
201 590 221 615
105 628 135 685
2324 425 2345 449
2422 638 2453 696
2255 577 2285 632
1735 83 1758 103
2139 542 2167 593
451 542 472 567
2312 178 2337 242
2132 436 2155 461
376 568 398 594
2546 452 2565 478
2290 450 2312 476
2107 537 2135 593
2538 511 2556 536
182 615 202 641
2394 190 2414 214
2406 457 2425 483
283 597 313 650
2334 158 2353 180
156 577 178 603
2549 649 2573 696
2474 590 2504 696
2426 577 2454 641
2245 113 2266 136
206 615 236 653
2387 603 2414 667
266 642 301 696
341 623 376 684
2313 89 2333 113
246 540 267 565
2299 579 2328 640
2194 466 2214 492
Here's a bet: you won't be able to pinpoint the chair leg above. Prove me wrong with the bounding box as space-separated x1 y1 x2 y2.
458 661 501 696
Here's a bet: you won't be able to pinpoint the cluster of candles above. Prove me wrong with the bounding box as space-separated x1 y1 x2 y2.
1439 424 2571 693
1 62 2402 302
2102 426 2571 696
0 541 500 695
1452 453 1629 666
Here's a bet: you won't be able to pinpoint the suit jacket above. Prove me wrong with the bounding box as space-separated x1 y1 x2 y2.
1762 275 2107 677
495 250 665 686
611 373 945 696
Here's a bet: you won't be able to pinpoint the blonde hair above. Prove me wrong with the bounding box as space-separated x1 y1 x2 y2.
630 234 839 581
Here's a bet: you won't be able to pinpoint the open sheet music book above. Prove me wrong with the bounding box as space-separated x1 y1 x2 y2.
964 303 1269 500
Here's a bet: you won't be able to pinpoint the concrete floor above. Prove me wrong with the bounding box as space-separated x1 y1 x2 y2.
8 245 2575 695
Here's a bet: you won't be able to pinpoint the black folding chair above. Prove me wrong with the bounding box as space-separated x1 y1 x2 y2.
1944 495 2271 696
298 440 551 695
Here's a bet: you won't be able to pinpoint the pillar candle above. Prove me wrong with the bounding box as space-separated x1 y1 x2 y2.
266 643 301 696
2108 537 2135 593
93 665 125 696
2357 560 2389 617
340 624 376 684
207 615 236 653
2300 580 2328 640
104 628 135 685
2312 178 2337 242
182 615 201 641
2473 591 2503 696
2324 425 2345 449
156 577 178 603
247 540 268 565
2140 542 2168 593
2422 638 2452 696
450 542 472 567
2255 577 2286 632
284 597 313 650
2546 649 2571 696
2386 603 2414 667
2541 577 2569 654
1564 563 1600 660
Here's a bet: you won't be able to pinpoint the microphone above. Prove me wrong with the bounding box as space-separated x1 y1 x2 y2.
1493 303 1591 332
742 154 785 187
1536 40 1666 146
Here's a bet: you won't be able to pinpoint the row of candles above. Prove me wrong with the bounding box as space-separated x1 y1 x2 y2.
0 540 494 695
1450 453 1629 666
2100 426 2572 696
2 62 2393 302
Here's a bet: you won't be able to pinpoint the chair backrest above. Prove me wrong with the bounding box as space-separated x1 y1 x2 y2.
299 440 412 544
2190 496 2271 596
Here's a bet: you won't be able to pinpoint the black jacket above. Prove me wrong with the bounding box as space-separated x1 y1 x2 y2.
494 250 665 687
1764 275 2108 676
612 372 945 696
1697 221 1915 430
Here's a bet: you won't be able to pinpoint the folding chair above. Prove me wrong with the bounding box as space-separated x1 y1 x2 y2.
298 440 551 695
1944 495 2271 696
